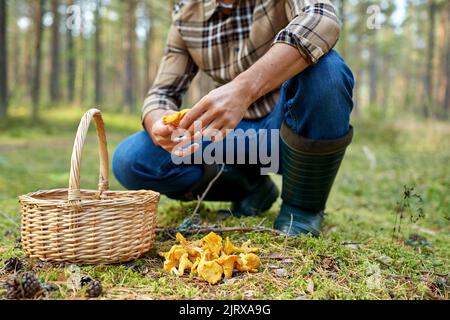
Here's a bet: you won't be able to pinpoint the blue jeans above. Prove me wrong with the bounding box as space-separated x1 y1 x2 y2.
112 50 354 197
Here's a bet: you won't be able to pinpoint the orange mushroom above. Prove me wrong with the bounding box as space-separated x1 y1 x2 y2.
162 109 190 127
236 253 261 273
216 255 239 279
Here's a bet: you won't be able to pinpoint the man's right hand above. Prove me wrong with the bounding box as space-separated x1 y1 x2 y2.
144 110 200 157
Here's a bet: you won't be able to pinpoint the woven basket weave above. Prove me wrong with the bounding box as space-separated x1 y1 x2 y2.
19 109 160 264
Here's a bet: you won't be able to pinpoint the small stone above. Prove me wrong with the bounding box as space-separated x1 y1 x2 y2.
341 240 360 250
306 278 315 294
376 255 393 266
274 268 289 278
282 258 294 264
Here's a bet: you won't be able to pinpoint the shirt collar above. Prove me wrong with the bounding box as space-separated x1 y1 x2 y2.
204 0 218 20
204 0 238 20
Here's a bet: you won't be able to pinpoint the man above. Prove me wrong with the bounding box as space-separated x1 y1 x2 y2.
113 0 354 236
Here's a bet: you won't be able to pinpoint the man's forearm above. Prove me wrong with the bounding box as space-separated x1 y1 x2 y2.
233 43 311 105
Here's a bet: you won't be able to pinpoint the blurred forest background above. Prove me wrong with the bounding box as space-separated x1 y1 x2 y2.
0 0 449 120
0 1 449 300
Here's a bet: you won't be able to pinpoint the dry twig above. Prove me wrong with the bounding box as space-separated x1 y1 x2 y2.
191 164 225 218
155 225 284 236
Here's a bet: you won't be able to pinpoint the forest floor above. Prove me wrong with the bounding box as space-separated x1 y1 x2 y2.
0 107 448 300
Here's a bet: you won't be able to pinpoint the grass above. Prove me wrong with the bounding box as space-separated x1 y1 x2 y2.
0 106 448 300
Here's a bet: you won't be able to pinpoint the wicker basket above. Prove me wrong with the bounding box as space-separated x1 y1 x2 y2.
19 109 160 264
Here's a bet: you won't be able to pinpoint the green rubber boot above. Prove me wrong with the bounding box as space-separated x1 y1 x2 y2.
274 123 353 236
170 164 279 217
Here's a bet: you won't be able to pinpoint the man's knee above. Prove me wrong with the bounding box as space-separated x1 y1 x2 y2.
112 131 168 189
290 50 354 106
283 50 354 139
314 50 354 98
308 52 354 127
112 132 146 190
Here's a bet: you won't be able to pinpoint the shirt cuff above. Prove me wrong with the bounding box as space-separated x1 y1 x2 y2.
141 97 179 127
272 29 325 64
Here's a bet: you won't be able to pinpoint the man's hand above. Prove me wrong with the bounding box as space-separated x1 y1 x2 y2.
179 44 310 142
146 43 310 158
144 110 200 157
178 80 253 141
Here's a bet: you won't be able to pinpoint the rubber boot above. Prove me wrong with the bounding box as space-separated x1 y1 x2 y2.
169 164 279 217
274 123 353 236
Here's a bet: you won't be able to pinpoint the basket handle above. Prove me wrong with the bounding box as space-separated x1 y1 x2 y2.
68 108 109 204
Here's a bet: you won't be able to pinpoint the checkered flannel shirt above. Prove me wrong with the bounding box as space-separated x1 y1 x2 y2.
142 0 341 122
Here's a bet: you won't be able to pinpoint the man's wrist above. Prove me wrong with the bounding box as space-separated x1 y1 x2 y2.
143 109 164 133
143 113 154 133
233 71 262 106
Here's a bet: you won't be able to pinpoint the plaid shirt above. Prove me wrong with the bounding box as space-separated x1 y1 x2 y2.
142 0 341 122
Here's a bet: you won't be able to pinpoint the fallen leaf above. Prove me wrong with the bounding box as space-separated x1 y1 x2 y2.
321 257 339 272
267 253 289 260
376 255 393 266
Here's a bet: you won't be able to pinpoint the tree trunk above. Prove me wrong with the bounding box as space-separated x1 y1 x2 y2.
94 0 102 105
368 39 378 107
66 0 75 102
31 0 45 121
23 22 33 93
381 60 391 111
143 0 153 95
124 0 137 112
0 0 8 118
10 1 21 99
337 0 346 60
351 11 364 114
423 0 437 117
49 0 60 102
402 0 414 111
77 2 87 107
443 2 450 116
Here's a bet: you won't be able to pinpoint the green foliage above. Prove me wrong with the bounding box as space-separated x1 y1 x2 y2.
392 185 425 240
2 0 450 118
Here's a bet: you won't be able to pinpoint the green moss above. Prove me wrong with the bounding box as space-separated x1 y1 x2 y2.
0 109 448 300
